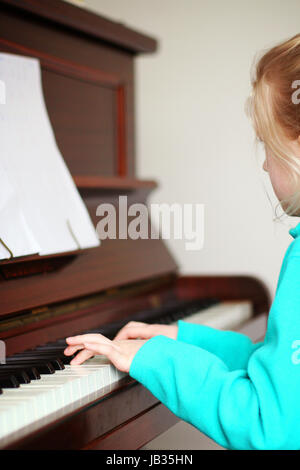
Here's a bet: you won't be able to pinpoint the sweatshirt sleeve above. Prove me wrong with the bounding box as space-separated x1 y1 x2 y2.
130 255 300 450
177 320 263 370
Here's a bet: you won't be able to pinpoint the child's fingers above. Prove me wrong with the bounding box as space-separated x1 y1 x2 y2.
84 342 126 371
70 348 95 366
113 326 147 340
66 333 111 346
114 323 150 340
64 344 84 356
84 341 122 357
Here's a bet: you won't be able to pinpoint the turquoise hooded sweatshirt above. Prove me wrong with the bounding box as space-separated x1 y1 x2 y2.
129 222 300 450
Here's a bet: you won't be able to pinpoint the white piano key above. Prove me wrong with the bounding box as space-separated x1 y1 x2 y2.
172 300 252 330
0 396 37 432
2 389 48 424
0 404 21 437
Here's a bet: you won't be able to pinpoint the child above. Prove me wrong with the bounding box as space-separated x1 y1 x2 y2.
64 34 300 450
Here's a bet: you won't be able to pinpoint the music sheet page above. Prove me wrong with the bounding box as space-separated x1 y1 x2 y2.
0 52 100 260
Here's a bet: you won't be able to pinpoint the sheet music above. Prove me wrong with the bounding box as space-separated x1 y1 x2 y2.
0 165 40 259
0 53 100 260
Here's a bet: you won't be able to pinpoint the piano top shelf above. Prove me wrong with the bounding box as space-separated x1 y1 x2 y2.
73 175 158 191
1 0 158 54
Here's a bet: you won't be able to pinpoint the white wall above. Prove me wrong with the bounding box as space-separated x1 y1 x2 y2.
66 0 300 299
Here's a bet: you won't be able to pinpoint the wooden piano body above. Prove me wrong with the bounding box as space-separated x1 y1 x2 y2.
0 0 270 449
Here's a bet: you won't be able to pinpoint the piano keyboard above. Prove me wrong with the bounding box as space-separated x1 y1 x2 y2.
0 299 252 448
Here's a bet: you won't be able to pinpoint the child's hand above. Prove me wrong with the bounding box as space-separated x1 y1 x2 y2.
64 333 146 373
113 321 178 341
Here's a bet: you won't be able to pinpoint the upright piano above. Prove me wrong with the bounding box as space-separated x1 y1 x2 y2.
0 0 270 450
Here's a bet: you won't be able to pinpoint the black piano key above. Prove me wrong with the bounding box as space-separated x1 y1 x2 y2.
34 339 67 350
16 371 31 384
0 370 30 384
27 367 41 380
18 298 220 365
30 349 72 362
4 360 55 375
48 298 218 346
0 365 40 380
6 357 64 371
59 354 76 364
15 344 75 365
0 374 20 388
13 350 65 358
35 344 67 352
13 350 75 366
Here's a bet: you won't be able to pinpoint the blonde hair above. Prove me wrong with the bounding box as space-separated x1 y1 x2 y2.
245 33 300 217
